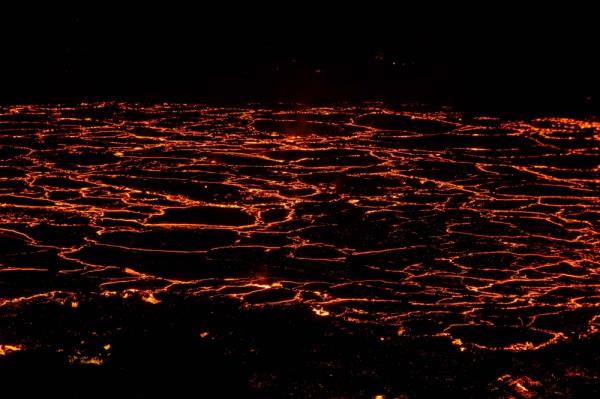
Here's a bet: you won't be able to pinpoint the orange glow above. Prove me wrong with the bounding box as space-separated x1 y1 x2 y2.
69 356 104 366
0 344 23 356
312 307 330 317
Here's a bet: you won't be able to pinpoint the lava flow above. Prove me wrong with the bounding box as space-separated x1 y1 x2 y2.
1 103 599 396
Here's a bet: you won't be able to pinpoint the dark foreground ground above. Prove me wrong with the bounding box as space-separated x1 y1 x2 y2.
2 294 600 398
0 103 599 397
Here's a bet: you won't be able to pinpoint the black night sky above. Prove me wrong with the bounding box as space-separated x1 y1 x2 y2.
1 5 598 113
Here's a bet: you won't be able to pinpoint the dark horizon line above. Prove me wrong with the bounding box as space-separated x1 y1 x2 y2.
2 95 598 118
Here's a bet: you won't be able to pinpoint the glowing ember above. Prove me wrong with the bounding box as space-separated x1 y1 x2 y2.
0 344 23 356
